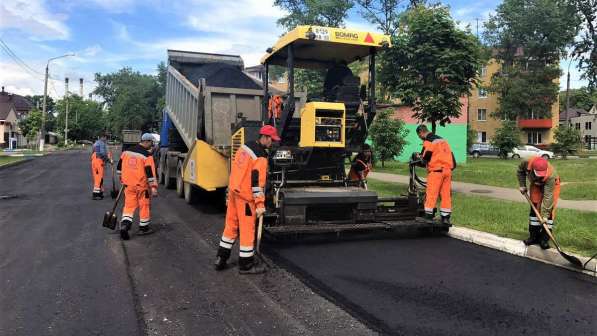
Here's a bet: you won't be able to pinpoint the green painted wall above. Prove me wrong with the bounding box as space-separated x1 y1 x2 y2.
395 123 468 164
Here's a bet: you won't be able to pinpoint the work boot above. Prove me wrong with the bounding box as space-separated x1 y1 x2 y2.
238 256 266 275
441 215 451 226
416 212 435 224
92 192 101 200
214 247 231 271
539 229 551 250
523 225 540 246
120 220 132 240
137 225 154 236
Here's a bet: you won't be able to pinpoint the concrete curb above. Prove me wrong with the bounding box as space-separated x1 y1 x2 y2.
448 226 597 277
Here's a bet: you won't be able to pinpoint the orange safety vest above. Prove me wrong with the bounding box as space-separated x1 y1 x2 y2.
421 134 455 172
268 95 283 119
228 141 268 208
117 144 157 189
348 158 371 180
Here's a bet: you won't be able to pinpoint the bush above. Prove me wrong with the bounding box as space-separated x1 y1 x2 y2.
491 121 521 159
552 125 581 159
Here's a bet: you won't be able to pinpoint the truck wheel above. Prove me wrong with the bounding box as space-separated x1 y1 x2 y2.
164 163 175 189
184 182 197 204
176 161 184 198
157 156 165 185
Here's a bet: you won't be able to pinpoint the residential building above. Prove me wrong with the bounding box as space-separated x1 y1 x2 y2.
0 87 33 148
469 60 560 148
559 107 587 126
570 105 597 149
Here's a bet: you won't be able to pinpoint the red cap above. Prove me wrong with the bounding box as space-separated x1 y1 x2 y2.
532 157 548 177
259 125 280 141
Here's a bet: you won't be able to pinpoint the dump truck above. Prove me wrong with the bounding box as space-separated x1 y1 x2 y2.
158 50 305 203
160 25 449 237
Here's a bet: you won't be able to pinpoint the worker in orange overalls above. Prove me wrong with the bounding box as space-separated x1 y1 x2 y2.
415 124 456 226
517 156 560 249
214 125 280 274
348 143 373 189
116 133 158 240
91 134 112 200
268 95 283 122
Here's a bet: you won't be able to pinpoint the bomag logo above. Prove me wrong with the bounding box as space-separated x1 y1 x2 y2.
335 31 359 40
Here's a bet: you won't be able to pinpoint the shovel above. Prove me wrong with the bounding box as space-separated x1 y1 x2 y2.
523 193 582 268
110 164 118 199
103 185 125 230
254 215 270 268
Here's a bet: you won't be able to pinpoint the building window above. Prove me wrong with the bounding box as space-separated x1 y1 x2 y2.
528 131 542 144
478 89 488 98
576 123 581 130
477 131 487 143
586 122 592 130
477 109 487 121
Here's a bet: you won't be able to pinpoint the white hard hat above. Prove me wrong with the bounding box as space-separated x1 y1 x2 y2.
141 133 155 142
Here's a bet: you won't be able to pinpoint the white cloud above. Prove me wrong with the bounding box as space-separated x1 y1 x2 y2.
0 0 70 40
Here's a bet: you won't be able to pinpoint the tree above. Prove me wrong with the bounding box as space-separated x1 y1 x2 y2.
467 127 478 148
484 0 580 120
491 121 521 159
55 95 105 142
94 68 162 135
552 125 581 159
274 0 354 29
369 109 409 167
380 5 483 133
571 0 597 90
18 108 42 141
559 87 597 112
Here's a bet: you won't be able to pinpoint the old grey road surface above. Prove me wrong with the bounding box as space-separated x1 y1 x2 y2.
0 150 371 336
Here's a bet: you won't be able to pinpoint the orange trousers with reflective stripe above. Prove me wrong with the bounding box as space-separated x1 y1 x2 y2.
122 186 151 226
424 170 452 214
91 157 105 192
530 183 560 219
222 193 256 257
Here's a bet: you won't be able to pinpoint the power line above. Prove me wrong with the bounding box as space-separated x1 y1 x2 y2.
0 39 45 77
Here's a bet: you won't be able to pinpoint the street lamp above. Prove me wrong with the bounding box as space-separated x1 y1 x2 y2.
39 53 75 151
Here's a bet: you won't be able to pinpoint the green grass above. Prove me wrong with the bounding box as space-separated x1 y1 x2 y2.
0 156 24 166
376 157 597 200
368 179 597 257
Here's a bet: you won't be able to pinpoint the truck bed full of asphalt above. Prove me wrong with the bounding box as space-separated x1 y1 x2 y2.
268 238 597 336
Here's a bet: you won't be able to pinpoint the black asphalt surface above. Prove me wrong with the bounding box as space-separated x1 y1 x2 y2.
269 238 597 336
0 150 373 336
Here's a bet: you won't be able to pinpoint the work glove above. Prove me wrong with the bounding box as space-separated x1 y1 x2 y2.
256 207 266 218
519 186 527 194
151 187 158 198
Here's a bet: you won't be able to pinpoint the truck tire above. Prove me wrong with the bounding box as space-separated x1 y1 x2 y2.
176 161 184 198
164 162 175 189
157 155 165 185
184 181 197 204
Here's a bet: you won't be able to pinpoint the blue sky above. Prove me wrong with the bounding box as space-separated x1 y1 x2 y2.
0 0 587 99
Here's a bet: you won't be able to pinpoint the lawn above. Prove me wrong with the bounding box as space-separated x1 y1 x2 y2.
375 157 597 200
368 179 597 257
0 156 24 166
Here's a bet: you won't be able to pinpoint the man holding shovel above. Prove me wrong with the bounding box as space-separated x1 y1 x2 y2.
518 157 561 250
116 133 158 240
91 134 113 200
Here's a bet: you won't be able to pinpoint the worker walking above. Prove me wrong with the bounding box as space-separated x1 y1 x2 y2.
348 144 373 188
91 134 112 200
214 125 280 274
415 125 456 225
518 156 560 249
116 133 158 240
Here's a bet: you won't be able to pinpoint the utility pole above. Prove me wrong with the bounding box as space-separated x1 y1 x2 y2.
476 18 479 39
39 53 75 151
65 77 69 146
565 59 572 125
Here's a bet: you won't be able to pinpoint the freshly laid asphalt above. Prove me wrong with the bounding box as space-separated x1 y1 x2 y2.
269 238 597 336
1 150 596 336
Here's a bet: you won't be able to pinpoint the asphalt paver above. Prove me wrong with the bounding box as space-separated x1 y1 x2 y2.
269 237 597 336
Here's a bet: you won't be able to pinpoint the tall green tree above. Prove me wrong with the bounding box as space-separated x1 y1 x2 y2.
484 0 580 120
381 5 483 132
55 95 105 141
18 108 42 141
94 67 162 135
369 109 409 167
552 125 581 159
491 121 521 159
571 0 597 90
559 87 597 112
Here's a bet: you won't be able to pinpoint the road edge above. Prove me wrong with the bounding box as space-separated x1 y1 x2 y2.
448 226 597 277
0 158 32 171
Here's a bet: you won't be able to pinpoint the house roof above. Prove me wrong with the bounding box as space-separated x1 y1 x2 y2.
0 87 33 120
559 108 587 121
0 101 16 121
